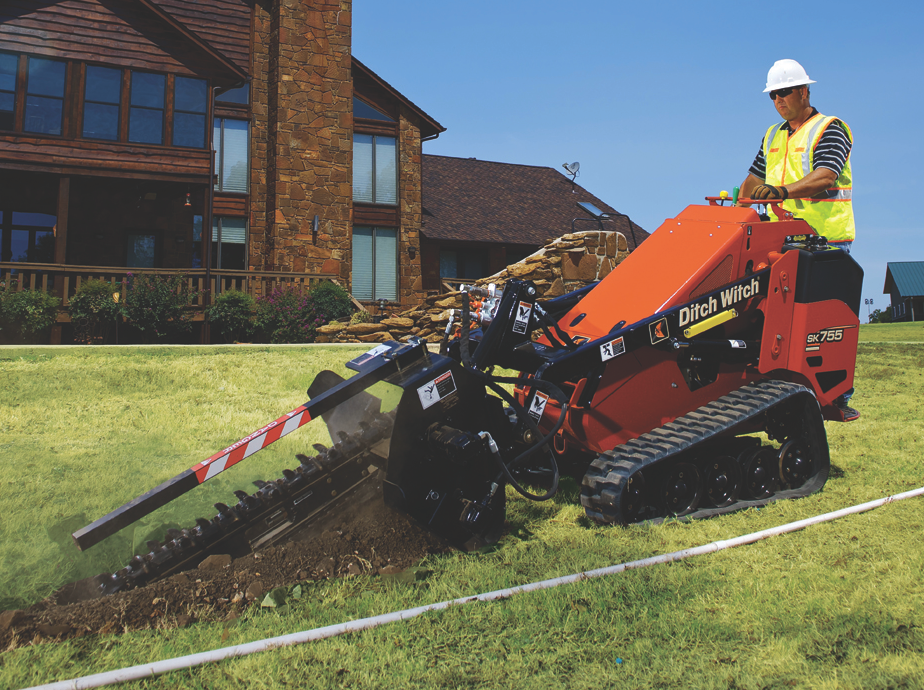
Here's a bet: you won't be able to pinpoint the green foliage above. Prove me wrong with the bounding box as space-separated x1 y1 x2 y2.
0 283 61 343
121 272 198 342
869 307 892 324
206 289 256 342
351 309 373 324
67 278 122 344
254 281 353 343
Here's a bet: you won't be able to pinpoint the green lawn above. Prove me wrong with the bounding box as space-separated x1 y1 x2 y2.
1 331 923 689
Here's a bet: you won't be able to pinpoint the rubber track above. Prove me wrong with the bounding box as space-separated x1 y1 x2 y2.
580 380 829 525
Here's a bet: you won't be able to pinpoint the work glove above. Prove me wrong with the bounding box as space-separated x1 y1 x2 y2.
752 184 788 201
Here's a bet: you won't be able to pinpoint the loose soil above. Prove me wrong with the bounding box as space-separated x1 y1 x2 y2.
0 497 451 651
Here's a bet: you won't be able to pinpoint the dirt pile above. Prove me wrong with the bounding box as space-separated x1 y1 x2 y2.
317 229 629 344
0 498 450 651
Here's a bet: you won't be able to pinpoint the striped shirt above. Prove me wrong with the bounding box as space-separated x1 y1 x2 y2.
748 109 852 180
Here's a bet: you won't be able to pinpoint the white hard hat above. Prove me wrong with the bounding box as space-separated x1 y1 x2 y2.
763 59 816 93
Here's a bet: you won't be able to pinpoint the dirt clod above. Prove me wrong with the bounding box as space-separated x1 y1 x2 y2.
198 554 232 570
0 496 450 651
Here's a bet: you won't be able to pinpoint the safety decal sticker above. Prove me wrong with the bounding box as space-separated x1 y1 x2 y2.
729 340 747 349
804 325 856 351
600 336 626 361
417 371 457 410
527 391 550 422
513 301 533 335
649 317 669 345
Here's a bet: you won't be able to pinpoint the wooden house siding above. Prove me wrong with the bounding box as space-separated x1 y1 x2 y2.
150 0 252 74
0 0 243 78
0 134 211 181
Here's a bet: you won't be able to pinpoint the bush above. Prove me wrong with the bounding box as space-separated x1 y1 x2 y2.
254 281 353 344
68 279 122 344
0 284 61 343
350 310 372 325
121 272 198 342
207 289 256 342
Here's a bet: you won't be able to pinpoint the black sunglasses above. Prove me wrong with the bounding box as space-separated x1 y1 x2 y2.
769 86 799 100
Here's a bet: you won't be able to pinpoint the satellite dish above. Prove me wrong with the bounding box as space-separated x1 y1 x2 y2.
562 161 580 176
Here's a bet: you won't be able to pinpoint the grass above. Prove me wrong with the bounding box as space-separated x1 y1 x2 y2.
1 326 923 689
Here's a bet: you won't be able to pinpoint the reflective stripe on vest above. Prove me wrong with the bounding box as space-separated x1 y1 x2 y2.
762 112 855 242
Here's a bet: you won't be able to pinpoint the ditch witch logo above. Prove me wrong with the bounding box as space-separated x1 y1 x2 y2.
678 277 762 328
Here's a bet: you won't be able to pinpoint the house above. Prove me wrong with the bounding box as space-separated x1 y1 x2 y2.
883 261 924 322
0 0 443 342
419 155 647 293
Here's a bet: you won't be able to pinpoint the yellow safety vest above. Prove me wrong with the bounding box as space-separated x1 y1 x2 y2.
763 112 854 242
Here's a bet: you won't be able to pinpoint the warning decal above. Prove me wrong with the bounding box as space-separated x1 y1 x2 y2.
513 301 533 335
417 370 457 410
527 391 550 422
600 336 626 362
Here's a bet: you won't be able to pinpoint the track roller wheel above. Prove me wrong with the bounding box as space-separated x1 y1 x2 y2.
741 447 778 499
704 455 742 508
622 471 651 522
662 462 702 516
778 438 813 488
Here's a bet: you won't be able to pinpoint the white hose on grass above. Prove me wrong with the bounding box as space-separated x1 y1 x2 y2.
26 485 924 690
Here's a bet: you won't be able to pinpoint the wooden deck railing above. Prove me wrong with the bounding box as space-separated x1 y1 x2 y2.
0 262 340 314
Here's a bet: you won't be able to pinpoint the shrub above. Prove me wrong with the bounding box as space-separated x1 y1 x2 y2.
307 281 353 323
207 289 256 342
254 281 353 344
0 285 61 343
121 272 198 342
68 279 122 344
350 310 372 325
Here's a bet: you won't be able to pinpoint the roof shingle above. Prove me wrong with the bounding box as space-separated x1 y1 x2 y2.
421 155 647 250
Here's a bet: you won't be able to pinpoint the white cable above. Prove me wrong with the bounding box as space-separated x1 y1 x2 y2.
26 485 924 690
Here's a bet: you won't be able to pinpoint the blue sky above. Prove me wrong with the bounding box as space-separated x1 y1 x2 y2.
354 0 923 319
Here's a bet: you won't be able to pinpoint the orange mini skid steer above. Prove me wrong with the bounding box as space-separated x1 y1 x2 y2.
75 199 863 594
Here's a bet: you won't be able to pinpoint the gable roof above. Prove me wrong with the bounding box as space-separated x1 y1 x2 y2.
884 261 924 297
352 57 444 139
421 155 648 249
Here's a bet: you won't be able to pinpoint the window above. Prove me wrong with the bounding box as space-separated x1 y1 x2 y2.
192 215 246 269
213 118 249 193
216 84 249 105
353 97 394 122
83 65 121 141
352 226 397 301
440 248 488 280
211 217 246 269
126 232 157 267
128 72 165 144
173 77 207 148
25 57 65 135
353 134 397 204
0 53 16 131
1 212 56 263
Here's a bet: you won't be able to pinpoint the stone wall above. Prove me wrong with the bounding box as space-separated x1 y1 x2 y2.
250 0 352 279
317 229 630 343
397 109 423 305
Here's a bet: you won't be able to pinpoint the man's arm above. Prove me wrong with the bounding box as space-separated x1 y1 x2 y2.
779 167 838 198
738 173 763 204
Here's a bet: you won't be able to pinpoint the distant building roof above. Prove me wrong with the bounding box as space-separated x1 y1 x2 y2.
421 155 648 249
883 262 924 297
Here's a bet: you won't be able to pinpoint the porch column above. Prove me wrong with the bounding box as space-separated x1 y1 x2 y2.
51 176 70 345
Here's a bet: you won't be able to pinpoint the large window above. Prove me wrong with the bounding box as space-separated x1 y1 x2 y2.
214 118 249 193
126 231 157 267
25 57 65 135
352 226 397 301
216 84 249 105
83 65 121 141
128 72 165 144
440 248 488 280
353 135 397 205
173 77 207 148
1 211 56 263
0 53 16 131
0 53 212 149
192 215 246 269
